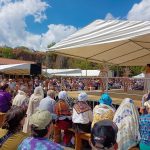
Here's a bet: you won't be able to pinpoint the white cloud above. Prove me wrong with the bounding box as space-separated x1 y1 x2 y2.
40 24 77 49
105 13 115 20
127 0 150 21
0 0 77 50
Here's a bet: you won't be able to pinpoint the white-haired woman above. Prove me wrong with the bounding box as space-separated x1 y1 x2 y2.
23 86 44 133
72 92 92 133
54 91 72 146
113 98 140 150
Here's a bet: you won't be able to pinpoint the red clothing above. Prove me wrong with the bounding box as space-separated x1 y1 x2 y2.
54 100 72 145
55 100 71 116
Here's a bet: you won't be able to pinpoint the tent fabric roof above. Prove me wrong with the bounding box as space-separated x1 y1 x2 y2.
49 20 150 66
0 64 31 75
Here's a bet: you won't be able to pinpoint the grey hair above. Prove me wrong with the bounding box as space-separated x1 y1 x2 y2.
47 90 55 98
34 86 44 96
20 85 27 93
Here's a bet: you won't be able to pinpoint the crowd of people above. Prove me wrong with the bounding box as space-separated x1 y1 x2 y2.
0 78 150 150
0 76 146 98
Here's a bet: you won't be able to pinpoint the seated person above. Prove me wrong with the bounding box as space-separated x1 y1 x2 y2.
92 93 115 127
72 92 92 133
113 98 140 150
18 110 63 150
90 120 118 150
39 90 57 121
0 106 27 150
54 91 72 146
139 100 150 150
0 83 12 113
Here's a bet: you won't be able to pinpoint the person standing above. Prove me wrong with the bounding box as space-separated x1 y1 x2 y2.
12 85 29 107
23 86 44 133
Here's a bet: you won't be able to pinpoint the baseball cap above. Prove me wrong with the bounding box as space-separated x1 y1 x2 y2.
29 110 52 130
91 120 118 149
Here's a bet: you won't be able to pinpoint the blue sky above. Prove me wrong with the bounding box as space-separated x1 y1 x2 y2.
26 0 141 34
0 0 150 50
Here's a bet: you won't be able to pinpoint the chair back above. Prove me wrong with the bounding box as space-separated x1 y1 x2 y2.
0 112 6 127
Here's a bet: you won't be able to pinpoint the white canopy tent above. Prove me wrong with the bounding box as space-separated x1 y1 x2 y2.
49 20 150 66
52 70 100 77
133 73 145 78
42 69 81 76
0 64 31 75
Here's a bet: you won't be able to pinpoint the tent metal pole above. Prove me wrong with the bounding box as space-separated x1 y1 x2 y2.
117 65 119 77
86 59 87 76
105 64 109 93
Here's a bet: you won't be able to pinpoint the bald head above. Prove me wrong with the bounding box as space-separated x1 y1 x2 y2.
47 90 55 99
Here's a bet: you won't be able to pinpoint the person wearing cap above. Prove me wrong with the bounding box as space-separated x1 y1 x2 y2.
113 98 140 150
139 100 150 150
72 92 92 133
18 110 64 150
90 120 118 150
92 93 115 127
0 82 12 112
54 91 72 146
23 86 44 133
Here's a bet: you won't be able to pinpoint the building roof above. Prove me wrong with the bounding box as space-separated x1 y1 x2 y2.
0 58 36 65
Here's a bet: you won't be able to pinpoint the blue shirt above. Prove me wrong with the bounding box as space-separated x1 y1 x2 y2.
139 114 150 145
18 137 64 150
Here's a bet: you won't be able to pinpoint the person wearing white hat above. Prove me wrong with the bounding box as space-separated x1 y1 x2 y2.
54 91 72 146
139 100 150 150
72 92 93 133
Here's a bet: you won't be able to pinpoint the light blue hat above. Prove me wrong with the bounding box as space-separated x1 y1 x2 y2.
99 93 112 106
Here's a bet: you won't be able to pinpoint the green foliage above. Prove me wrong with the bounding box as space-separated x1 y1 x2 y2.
70 59 100 69
0 47 15 58
129 66 144 76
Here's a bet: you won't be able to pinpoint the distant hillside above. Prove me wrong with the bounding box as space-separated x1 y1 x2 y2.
0 46 143 76
0 46 99 69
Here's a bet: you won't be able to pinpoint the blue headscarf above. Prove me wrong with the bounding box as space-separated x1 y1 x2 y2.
99 93 112 106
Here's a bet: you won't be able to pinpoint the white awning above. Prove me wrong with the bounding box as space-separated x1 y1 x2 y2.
49 20 150 66
43 69 81 75
133 73 145 78
0 64 31 75
42 69 101 76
